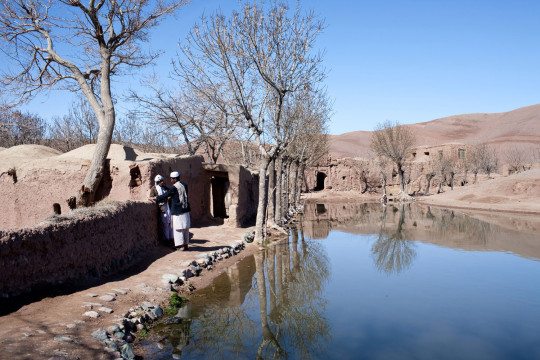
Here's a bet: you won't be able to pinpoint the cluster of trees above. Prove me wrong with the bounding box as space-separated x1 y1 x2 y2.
167 2 330 241
0 0 187 206
0 101 184 153
0 106 46 147
364 121 534 198
0 0 330 241
422 144 500 194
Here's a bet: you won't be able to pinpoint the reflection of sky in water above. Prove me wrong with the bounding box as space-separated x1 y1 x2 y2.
325 232 540 360
145 204 540 360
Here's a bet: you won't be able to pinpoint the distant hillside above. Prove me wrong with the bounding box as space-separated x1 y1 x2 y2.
330 103 540 158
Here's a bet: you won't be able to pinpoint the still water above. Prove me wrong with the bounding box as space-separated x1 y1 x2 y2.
143 203 540 360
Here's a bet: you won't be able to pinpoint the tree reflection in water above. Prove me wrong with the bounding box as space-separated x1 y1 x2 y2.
371 204 417 274
145 203 540 359
147 229 331 359
256 229 331 359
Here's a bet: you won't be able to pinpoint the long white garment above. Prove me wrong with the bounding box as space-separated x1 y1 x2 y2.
160 212 173 241
155 185 170 215
156 185 173 240
172 213 191 246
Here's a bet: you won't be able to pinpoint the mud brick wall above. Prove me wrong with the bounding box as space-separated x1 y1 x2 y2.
0 201 158 296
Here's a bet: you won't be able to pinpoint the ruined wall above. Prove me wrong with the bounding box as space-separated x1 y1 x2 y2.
304 143 497 194
202 163 259 227
136 155 211 226
305 157 386 192
0 201 158 296
0 146 211 229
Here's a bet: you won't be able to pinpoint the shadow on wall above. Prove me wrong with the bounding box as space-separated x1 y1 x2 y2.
0 201 159 305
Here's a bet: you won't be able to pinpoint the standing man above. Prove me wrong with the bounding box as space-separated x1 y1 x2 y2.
149 171 191 251
149 174 173 244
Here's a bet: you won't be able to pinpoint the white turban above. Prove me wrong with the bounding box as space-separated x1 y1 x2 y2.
170 171 180 178
154 174 164 183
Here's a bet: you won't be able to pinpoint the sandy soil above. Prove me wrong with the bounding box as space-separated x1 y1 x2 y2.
0 224 259 360
417 168 540 214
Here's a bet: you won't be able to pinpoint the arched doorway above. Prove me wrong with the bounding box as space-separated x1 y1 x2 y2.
314 172 327 191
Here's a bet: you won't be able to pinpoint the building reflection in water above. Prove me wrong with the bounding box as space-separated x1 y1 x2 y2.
302 202 540 263
146 202 540 359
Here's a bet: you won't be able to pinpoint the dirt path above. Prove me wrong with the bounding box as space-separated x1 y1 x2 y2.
0 224 258 360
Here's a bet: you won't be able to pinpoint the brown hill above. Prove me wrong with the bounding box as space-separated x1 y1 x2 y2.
330 103 540 158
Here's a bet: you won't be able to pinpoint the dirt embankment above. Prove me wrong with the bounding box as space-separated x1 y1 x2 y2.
417 168 540 214
0 224 259 360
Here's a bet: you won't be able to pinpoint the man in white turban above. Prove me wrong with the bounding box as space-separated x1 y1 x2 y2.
149 174 173 244
149 171 191 251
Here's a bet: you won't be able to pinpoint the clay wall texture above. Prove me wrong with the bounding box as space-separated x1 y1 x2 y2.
0 145 259 229
202 163 259 227
0 201 158 296
0 145 258 295
304 143 483 194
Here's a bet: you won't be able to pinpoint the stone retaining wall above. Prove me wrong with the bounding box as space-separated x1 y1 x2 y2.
0 201 158 296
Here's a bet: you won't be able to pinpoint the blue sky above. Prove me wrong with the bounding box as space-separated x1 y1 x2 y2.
20 0 540 135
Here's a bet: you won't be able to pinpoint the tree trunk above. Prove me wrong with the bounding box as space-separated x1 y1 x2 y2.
449 172 455 190
254 251 282 356
398 165 406 194
425 174 433 195
267 159 276 225
381 172 387 195
361 173 368 194
290 160 299 209
76 79 115 207
473 171 478 184
297 163 306 204
275 157 283 224
282 158 290 218
255 158 271 243
437 175 444 194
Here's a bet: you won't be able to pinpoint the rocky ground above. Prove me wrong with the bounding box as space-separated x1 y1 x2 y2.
0 224 260 360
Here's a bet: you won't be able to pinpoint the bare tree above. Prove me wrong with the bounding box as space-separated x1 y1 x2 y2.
457 154 471 186
176 1 326 242
352 159 373 194
423 160 436 195
128 77 208 157
505 146 530 175
49 115 79 152
370 120 416 199
280 87 330 209
434 153 449 194
0 106 46 147
469 145 483 184
48 97 99 152
70 96 98 144
476 144 499 179
374 155 389 195
445 153 458 190
0 0 187 206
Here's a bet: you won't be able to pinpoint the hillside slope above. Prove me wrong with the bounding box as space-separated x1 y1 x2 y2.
330 103 540 158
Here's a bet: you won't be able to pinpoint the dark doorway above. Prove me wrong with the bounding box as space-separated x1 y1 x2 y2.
211 176 230 218
316 203 327 215
314 172 327 191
